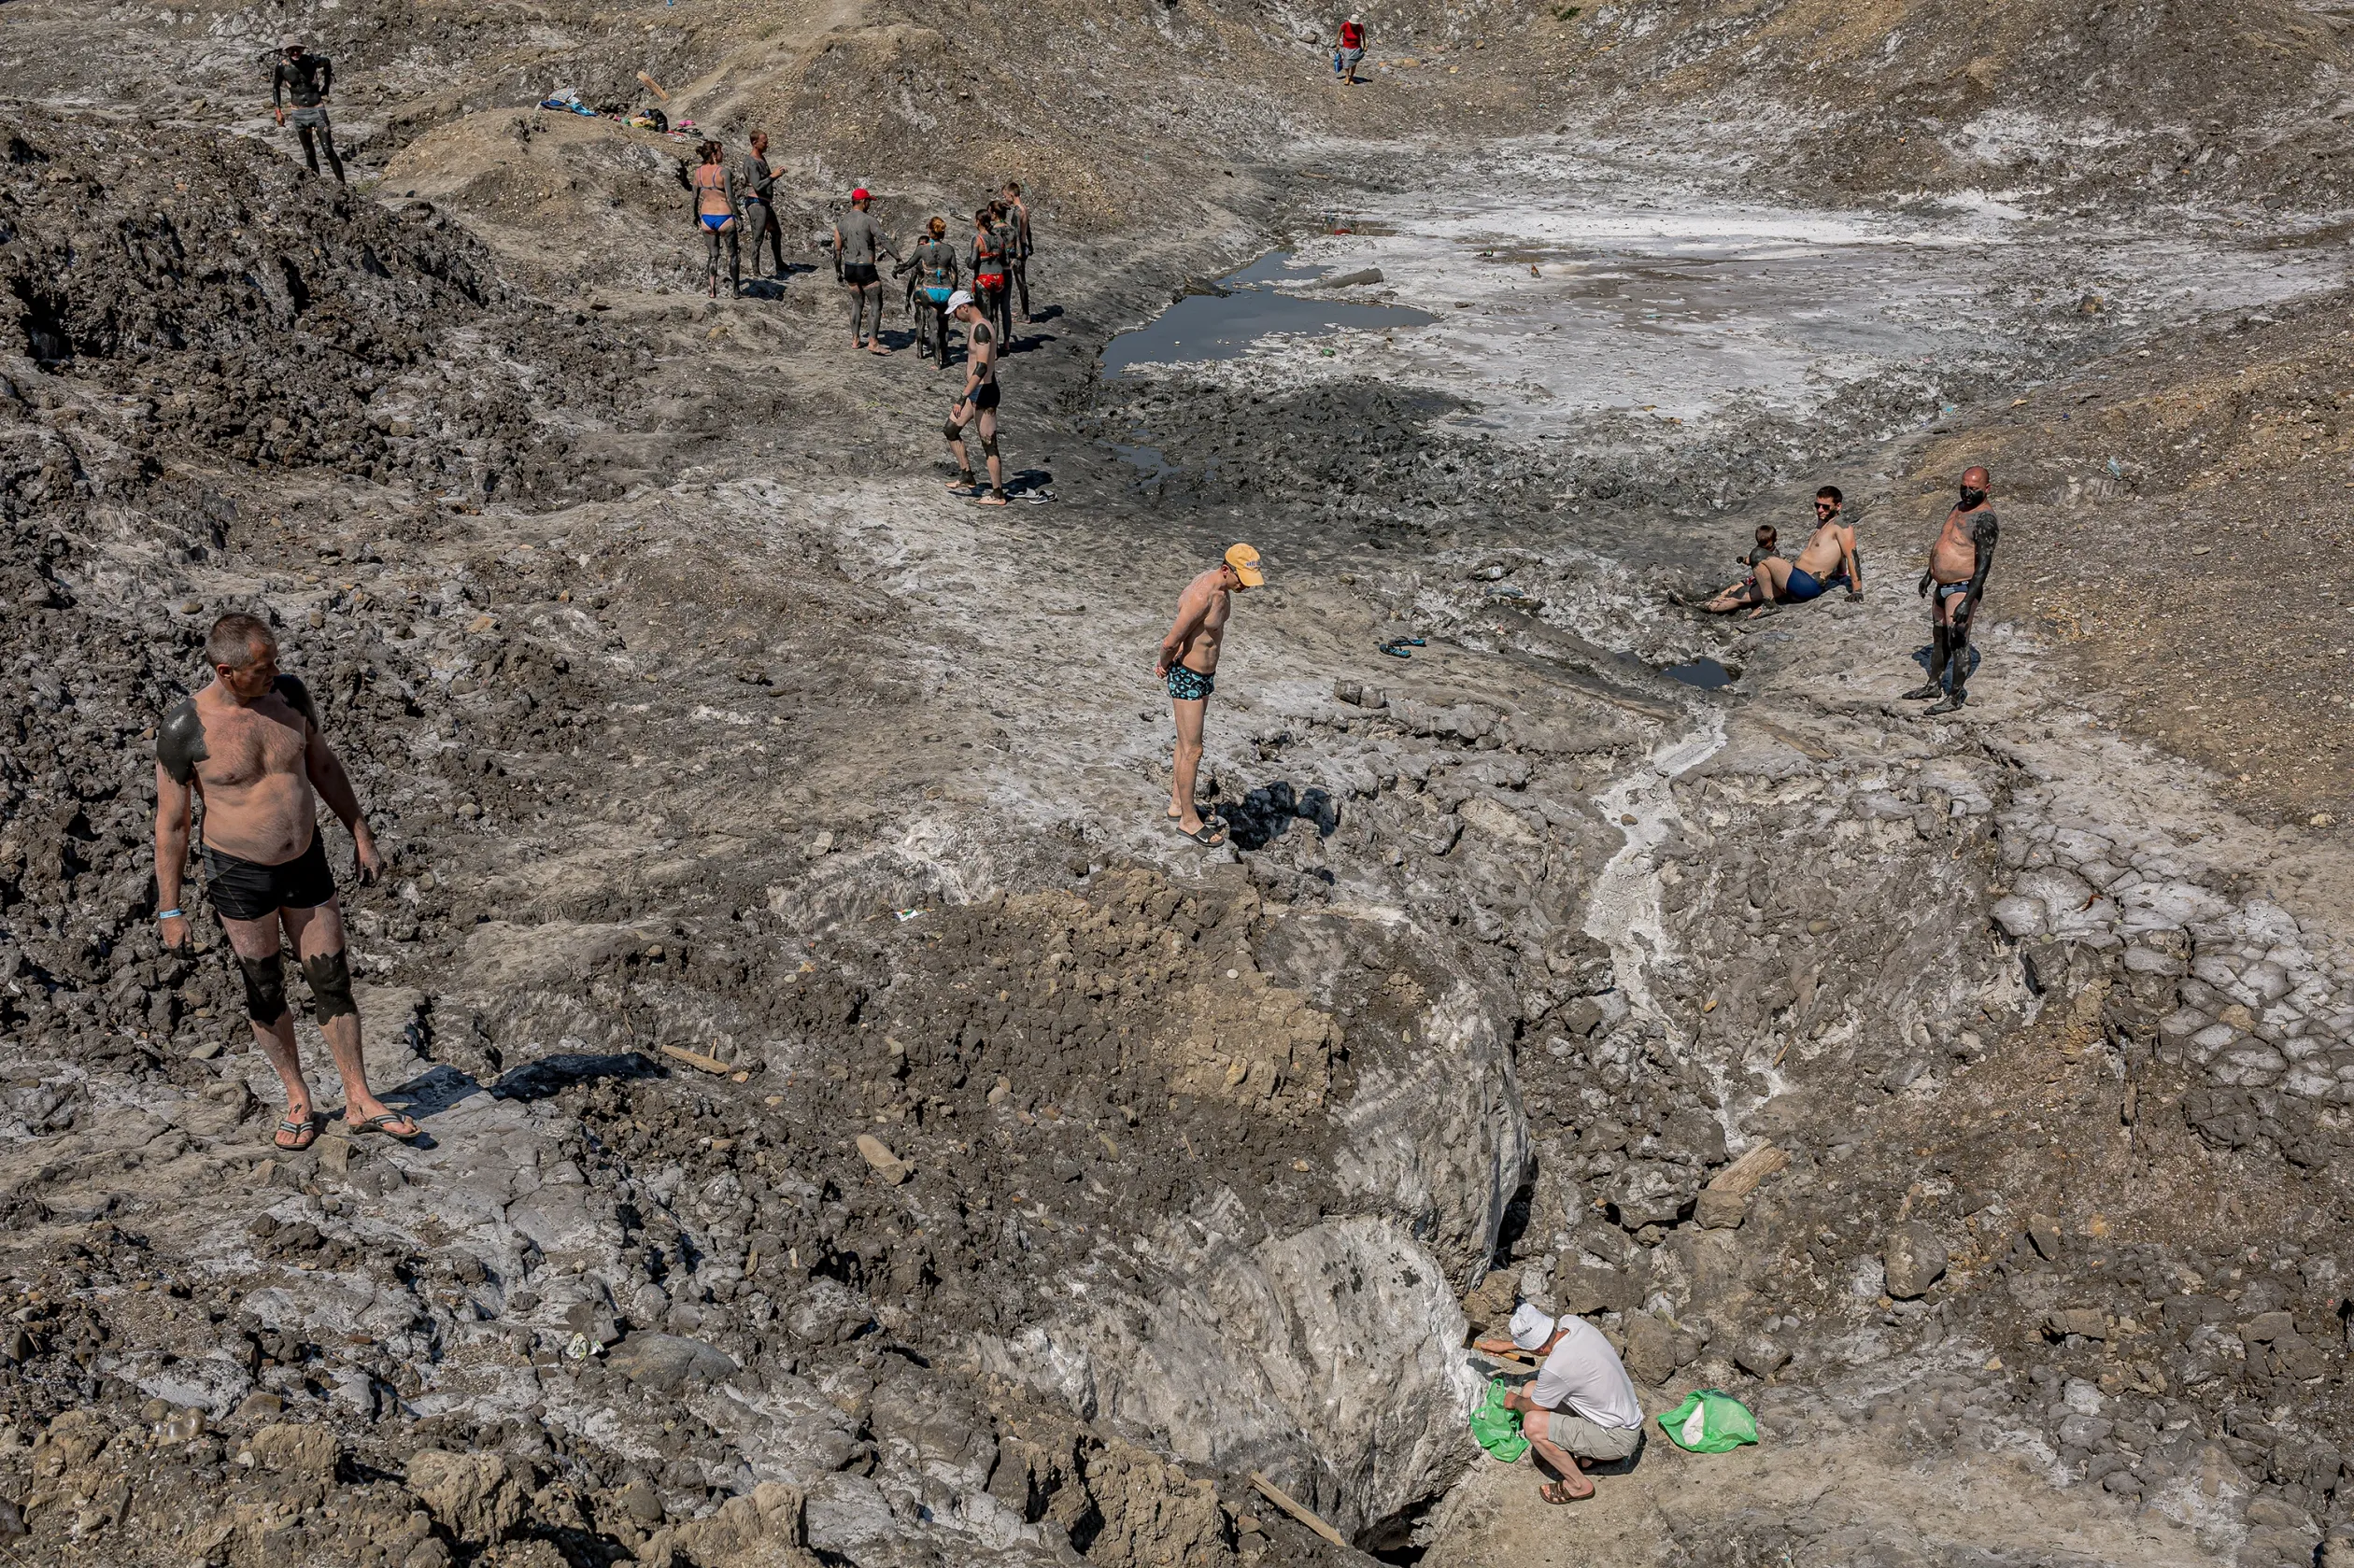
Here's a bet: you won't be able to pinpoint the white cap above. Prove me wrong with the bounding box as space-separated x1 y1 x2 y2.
1510 1303 1556 1351
944 290 974 313
279 33 304 49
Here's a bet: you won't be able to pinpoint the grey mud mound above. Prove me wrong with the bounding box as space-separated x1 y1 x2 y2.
3 5 2354 1568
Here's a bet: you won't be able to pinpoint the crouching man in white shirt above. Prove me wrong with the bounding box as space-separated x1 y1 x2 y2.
1474 1304 1646 1504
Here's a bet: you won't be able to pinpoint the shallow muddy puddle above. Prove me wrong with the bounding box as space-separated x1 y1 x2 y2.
1664 656 1733 689
1111 143 2349 446
1100 250 1439 375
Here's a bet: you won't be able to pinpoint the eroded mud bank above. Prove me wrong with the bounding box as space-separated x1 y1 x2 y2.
2 110 2352 1568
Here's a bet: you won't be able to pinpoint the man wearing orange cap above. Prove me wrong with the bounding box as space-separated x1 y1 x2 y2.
1154 544 1264 845
834 188 900 354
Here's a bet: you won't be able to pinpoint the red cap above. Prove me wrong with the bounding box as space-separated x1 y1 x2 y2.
851 187 871 202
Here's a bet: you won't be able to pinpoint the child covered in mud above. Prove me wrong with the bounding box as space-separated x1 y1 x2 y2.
1678 524 1778 613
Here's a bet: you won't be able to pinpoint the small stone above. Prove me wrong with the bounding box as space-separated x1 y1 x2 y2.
2026 1213 2063 1261
244 1421 338 1476
1881 1222 1948 1299
1734 1335 1791 1377
2046 1308 2107 1340
604 1333 737 1396
2247 1497 2312 1530
1236 1514 1263 1536
2240 1310 2297 1345
2312 813 2336 828
1620 1312 1677 1385
318 1137 351 1179
2102 1470 2143 1495
856 1134 912 1185
807 830 834 855
1619 812 1638 826
234 1391 284 1421
986 1077 1012 1106
1695 1188 1748 1229
177 599 203 615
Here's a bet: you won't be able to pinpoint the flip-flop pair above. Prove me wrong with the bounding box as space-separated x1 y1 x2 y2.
270 1109 419 1150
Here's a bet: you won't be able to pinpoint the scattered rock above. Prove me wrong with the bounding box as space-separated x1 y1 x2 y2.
1620 1311 1677 1385
407 1449 525 1544
243 1421 338 1476
856 1132 914 1185
1733 1335 1791 1377
2046 1308 2107 1340
1881 1222 1948 1299
1695 1187 1748 1229
2026 1213 2064 1261
603 1332 738 1396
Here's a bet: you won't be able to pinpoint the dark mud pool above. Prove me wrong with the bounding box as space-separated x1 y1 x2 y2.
1099 252 1439 376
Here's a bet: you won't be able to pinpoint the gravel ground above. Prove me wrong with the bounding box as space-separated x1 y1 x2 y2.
2 6 2354 1568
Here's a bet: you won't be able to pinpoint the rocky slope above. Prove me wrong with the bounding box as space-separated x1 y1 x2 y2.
1 7 2352 1568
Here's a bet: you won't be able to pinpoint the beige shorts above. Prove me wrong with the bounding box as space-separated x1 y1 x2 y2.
1526 1406 1642 1462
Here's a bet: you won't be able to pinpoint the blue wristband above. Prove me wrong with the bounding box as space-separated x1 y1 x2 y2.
156 909 184 921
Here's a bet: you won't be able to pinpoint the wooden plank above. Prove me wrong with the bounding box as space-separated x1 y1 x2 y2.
659 1043 731 1076
1706 1141 1790 1196
1249 1472 1350 1553
636 70 670 101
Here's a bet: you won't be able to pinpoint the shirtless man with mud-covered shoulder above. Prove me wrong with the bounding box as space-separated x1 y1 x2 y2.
1904 465 1999 715
1155 544 1265 847
153 614 418 1150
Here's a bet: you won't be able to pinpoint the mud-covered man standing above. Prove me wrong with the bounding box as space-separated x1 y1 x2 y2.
1904 464 1999 715
1155 544 1264 846
271 34 344 186
153 614 418 1148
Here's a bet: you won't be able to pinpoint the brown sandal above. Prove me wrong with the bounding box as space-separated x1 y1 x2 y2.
1537 1476 1593 1504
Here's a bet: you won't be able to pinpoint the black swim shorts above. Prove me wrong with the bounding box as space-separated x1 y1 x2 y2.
205 834 337 922
843 262 880 286
1167 666 1215 701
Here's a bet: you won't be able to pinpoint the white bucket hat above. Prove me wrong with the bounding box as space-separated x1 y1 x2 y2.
1510 1303 1557 1351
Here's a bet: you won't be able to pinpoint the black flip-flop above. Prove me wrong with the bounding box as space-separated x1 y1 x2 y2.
272 1116 319 1151
347 1110 420 1142
1168 819 1227 847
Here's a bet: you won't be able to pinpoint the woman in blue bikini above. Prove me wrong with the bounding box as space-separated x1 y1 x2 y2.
689 140 740 300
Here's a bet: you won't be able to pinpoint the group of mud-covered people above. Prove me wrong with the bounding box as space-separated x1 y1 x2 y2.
1689 467 1999 715
688 151 1034 505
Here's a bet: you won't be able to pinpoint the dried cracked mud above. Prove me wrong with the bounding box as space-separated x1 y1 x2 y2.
4 2 2354 1566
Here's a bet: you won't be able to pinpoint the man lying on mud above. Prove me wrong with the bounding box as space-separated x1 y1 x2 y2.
1155 544 1264 846
1474 1305 1646 1504
1702 486 1861 615
1904 465 1998 715
153 614 418 1149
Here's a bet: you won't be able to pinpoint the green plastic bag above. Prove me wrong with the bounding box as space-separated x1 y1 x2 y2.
1469 1377 1529 1462
1656 1389 1758 1453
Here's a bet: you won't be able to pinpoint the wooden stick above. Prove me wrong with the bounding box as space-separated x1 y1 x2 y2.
659 1043 731 1076
637 70 670 101
1249 1472 1349 1552
1707 1141 1789 1196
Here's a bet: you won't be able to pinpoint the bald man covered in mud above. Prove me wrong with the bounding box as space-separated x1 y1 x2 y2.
153 614 418 1150
1904 465 1999 715
1155 544 1264 846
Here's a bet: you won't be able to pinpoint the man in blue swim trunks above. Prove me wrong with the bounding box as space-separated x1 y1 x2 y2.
1155 544 1264 845
1708 486 1862 617
1904 466 1998 715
